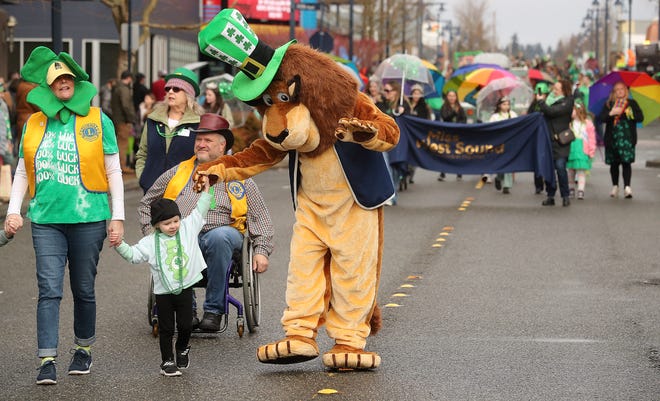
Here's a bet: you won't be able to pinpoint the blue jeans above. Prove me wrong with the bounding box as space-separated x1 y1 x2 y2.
32 221 106 358
545 157 570 198
198 226 242 315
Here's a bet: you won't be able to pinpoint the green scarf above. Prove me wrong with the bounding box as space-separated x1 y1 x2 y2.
545 93 564 107
20 47 97 124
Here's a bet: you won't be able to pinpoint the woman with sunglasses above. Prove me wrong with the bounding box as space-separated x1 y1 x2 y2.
135 67 204 193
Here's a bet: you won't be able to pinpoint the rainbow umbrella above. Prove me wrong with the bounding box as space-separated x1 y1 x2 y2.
589 71 660 127
464 68 516 87
442 64 501 96
451 63 505 78
443 67 515 102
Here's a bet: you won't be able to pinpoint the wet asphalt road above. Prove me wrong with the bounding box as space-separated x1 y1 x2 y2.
1 122 660 400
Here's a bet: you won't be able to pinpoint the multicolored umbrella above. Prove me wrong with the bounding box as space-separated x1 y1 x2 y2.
451 63 505 78
589 71 660 126
443 67 515 102
464 68 516 87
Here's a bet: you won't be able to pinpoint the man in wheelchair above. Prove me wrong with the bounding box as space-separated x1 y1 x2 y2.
138 113 274 332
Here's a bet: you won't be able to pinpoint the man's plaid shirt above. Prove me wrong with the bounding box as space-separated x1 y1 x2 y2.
138 163 274 257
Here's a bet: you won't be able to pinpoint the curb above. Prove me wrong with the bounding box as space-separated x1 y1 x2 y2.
646 159 660 168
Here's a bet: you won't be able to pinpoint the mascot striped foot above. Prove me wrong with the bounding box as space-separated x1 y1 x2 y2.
322 344 381 370
257 336 319 364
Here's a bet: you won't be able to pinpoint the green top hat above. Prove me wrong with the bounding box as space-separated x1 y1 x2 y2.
166 67 200 96
198 8 295 101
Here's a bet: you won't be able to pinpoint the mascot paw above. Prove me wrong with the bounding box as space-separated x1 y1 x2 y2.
257 336 320 364
335 117 377 143
192 169 221 193
322 344 381 370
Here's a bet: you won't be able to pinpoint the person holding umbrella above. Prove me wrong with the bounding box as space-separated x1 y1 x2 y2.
382 80 411 201
438 90 466 181
489 96 518 194
598 81 644 199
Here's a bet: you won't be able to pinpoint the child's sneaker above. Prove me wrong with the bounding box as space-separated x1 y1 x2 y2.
36 360 57 385
68 348 92 375
160 360 182 376
176 346 190 369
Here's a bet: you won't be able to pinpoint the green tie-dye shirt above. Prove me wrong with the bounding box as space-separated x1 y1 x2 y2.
19 112 118 224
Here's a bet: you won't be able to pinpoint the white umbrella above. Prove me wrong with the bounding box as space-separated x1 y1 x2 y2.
374 54 436 105
473 52 511 69
476 77 533 122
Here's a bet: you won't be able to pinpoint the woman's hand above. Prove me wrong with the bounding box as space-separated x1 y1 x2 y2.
4 214 23 236
610 106 623 116
108 220 124 247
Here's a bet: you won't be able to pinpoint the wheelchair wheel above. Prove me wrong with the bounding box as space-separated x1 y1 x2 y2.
241 238 260 332
147 276 158 337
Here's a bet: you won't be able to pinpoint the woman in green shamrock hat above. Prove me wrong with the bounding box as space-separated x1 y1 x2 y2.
134 67 204 193
3 46 125 385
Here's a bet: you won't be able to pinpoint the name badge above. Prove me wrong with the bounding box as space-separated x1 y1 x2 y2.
178 128 191 137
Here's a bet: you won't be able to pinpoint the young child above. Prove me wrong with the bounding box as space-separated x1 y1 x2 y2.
567 100 596 200
0 229 13 246
115 178 211 377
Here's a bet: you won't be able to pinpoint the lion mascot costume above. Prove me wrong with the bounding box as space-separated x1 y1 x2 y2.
196 9 399 369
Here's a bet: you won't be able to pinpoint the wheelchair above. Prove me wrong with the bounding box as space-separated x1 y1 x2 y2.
147 235 261 338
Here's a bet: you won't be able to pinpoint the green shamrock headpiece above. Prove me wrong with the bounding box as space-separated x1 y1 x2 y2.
20 46 97 123
198 8 295 101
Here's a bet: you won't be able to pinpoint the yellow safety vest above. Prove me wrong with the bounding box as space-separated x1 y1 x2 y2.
164 156 248 234
23 107 108 198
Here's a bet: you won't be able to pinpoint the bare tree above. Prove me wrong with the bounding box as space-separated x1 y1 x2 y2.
100 0 204 76
453 0 493 53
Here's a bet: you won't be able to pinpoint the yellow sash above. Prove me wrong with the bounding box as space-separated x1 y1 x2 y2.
164 156 247 234
23 108 107 198
164 156 197 201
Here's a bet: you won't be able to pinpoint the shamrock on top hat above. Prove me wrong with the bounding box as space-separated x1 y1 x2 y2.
198 8 296 102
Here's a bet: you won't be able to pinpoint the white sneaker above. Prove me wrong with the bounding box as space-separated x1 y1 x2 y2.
624 186 633 199
610 185 619 198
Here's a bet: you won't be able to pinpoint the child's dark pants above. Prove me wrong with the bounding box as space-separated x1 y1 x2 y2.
155 287 193 362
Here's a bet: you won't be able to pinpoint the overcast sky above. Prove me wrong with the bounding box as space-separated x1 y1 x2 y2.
443 0 658 49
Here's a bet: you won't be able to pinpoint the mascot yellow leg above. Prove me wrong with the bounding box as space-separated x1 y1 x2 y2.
257 200 382 369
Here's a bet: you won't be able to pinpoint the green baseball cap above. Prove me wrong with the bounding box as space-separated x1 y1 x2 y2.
198 8 295 101
165 67 200 96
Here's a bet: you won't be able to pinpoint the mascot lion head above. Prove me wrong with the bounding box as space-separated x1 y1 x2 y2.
199 9 362 158
249 45 359 158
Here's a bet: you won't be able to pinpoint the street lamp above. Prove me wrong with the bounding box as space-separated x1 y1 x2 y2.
593 0 613 71
435 3 445 61
7 15 16 53
614 0 632 51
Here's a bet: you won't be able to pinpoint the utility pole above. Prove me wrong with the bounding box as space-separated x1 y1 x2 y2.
52 0 62 53
604 0 609 72
127 0 132 73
